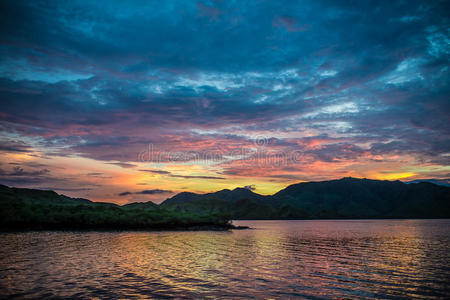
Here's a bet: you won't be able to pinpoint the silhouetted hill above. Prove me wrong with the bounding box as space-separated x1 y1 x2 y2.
162 192 203 205
122 201 159 210
162 188 265 206
160 187 269 219
0 184 92 205
161 178 450 219
0 185 237 231
405 179 450 187
268 178 450 218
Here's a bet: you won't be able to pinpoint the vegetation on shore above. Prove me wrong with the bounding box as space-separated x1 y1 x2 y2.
0 185 235 231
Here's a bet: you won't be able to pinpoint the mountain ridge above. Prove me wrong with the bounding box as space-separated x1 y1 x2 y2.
160 177 450 219
1 177 449 221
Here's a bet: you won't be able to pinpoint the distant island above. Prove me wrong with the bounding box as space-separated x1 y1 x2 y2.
1 178 449 231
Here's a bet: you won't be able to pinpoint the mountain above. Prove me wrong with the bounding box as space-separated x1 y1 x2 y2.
0 184 236 231
405 179 450 187
161 178 450 219
269 177 450 218
161 192 203 205
122 201 159 210
160 187 270 219
0 184 92 205
162 188 265 206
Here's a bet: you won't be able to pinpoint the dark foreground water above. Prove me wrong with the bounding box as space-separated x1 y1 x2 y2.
1 220 449 299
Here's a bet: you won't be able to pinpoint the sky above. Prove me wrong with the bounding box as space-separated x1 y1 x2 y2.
0 0 449 204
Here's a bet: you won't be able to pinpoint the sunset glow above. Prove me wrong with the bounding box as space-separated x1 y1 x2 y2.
0 1 449 204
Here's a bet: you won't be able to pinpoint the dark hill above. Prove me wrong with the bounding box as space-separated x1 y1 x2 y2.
0 185 236 231
160 187 269 219
122 201 159 210
161 178 450 219
161 187 265 206
405 179 450 187
161 192 203 205
269 178 450 218
0 184 92 205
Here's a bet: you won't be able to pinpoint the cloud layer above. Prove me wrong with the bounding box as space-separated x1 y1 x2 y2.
0 0 448 203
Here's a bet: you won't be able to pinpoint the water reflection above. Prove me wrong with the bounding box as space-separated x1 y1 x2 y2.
1 220 449 298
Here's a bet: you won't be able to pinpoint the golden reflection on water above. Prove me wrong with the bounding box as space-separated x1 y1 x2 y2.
0 220 449 299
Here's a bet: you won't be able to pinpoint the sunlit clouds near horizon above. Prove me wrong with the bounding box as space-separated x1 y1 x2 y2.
0 0 449 204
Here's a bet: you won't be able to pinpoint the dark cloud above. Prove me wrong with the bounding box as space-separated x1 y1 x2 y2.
243 185 255 191
41 187 94 192
118 191 132 196
10 166 50 176
118 189 173 197
168 174 225 180
138 169 225 180
9 161 49 168
138 189 173 195
0 165 51 187
0 164 101 194
139 169 171 175
106 162 137 169
0 140 32 153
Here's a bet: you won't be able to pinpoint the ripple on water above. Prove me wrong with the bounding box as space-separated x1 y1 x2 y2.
0 219 450 299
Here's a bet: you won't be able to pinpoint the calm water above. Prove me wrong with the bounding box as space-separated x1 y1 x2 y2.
1 220 449 299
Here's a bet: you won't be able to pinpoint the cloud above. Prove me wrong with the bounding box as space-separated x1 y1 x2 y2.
138 169 225 180
139 169 171 175
138 189 173 195
168 174 225 180
9 166 50 176
9 162 49 169
107 162 137 168
0 165 100 193
243 185 255 191
0 140 33 153
118 191 132 196
118 189 173 197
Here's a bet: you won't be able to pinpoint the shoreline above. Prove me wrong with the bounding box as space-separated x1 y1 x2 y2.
0 223 250 232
